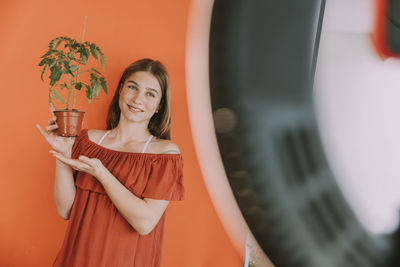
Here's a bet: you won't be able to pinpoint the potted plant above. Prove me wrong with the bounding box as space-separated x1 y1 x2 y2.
39 36 108 136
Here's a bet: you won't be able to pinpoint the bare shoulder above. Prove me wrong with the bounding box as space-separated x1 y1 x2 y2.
156 139 181 154
87 129 108 143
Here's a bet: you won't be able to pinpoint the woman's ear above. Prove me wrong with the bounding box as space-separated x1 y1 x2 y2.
156 103 162 113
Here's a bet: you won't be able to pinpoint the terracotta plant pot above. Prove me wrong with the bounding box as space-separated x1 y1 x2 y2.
54 110 85 137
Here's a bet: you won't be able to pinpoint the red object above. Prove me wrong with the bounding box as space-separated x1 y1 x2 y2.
372 0 395 59
54 110 85 137
53 129 184 267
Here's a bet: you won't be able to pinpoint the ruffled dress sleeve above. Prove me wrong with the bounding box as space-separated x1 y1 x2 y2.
141 155 185 201
70 129 88 178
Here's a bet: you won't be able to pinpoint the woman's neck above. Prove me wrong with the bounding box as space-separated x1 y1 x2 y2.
112 120 152 143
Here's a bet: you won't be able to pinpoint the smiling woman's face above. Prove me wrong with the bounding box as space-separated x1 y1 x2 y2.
118 71 162 125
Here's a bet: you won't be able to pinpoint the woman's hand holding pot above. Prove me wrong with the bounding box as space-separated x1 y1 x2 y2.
36 103 75 157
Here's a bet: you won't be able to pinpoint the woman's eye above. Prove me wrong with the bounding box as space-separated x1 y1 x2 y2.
128 85 137 90
147 92 156 98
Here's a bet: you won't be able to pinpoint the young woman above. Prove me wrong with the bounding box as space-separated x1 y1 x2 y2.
36 58 184 267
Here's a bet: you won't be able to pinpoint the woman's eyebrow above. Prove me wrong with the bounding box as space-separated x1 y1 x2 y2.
127 80 159 94
147 88 159 94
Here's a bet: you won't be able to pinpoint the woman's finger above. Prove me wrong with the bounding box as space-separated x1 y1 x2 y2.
50 150 91 170
51 152 78 168
78 155 92 164
36 124 49 138
48 117 57 125
46 124 58 132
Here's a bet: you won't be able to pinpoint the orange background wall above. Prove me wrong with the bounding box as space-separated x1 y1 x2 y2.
0 0 242 266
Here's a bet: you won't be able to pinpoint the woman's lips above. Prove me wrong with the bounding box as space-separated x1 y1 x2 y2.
128 104 143 112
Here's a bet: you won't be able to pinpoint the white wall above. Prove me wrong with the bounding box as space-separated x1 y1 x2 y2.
314 0 400 234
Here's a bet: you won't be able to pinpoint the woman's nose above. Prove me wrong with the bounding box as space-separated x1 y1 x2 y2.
131 91 144 103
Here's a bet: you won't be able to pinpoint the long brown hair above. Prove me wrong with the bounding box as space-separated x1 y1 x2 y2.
106 58 171 140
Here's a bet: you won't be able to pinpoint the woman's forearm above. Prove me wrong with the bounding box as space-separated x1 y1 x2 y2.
96 168 165 235
54 159 76 220
48 151 168 233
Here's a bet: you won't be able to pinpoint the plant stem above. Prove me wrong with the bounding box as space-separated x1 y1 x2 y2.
81 16 87 42
73 57 79 110
66 74 72 110
49 84 56 107
73 83 77 110
49 88 53 107
71 16 87 111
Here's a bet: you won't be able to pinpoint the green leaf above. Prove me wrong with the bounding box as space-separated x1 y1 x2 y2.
40 65 47 81
62 61 73 75
41 50 53 58
90 44 99 59
90 74 98 94
99 77 107 94
90 74 102 98
49 65 62 86
90 72 97 81
79 46 85 62
48 38 57 50
71 42 80 50
90 68 101 75
75 82 82 90
56 52 65 60
100 55 105 71
82 47 89 62
95 82 100 97
70 65 79 72
49 59 57 68
54 89 65 104
39 58 49 66
85 84 92 102
54 39 63 49
67 52 75 60
80 51 88 63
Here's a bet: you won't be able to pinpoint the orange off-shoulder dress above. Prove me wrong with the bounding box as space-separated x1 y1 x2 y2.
53 129 185 267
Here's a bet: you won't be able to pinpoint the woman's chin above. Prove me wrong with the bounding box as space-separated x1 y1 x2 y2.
121 113 151 124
